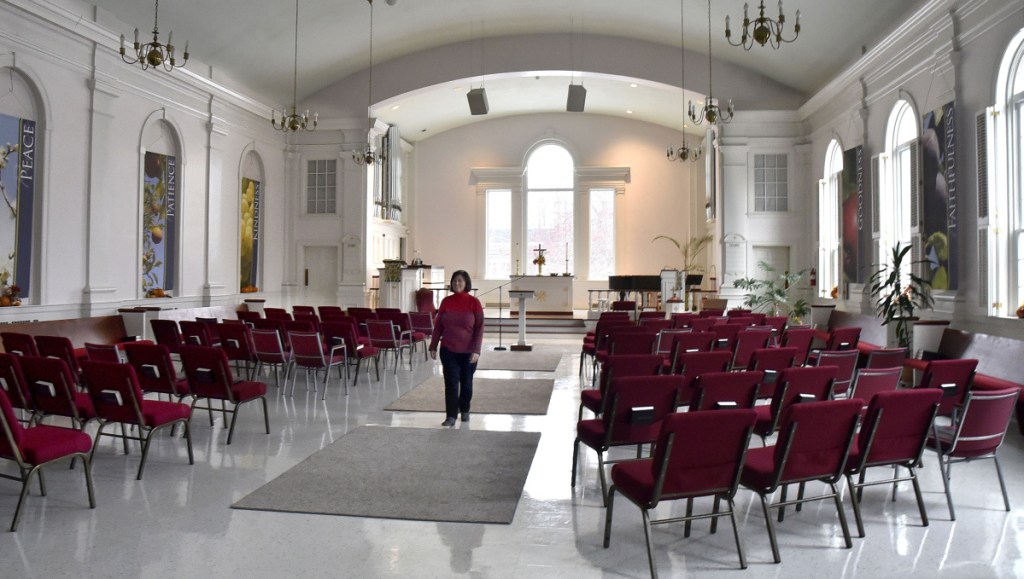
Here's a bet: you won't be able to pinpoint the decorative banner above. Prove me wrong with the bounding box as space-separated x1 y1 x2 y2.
841 145 866 283
921 101 957 290
240 177 261 291
142 151 177 293
0 113 35 298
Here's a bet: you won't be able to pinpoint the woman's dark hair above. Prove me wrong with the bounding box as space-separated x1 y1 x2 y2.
450 270 472 292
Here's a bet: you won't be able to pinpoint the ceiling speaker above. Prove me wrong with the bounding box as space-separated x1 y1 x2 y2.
566 84 586 112
467 88 489 115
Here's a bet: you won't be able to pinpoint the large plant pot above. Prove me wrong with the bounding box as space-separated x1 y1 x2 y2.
886 316 918 351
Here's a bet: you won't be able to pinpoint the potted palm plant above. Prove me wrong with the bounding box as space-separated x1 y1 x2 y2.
869 244 933 350
733 261 809 322
652 234 713 311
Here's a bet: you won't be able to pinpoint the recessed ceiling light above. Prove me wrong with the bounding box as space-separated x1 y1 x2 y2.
626 110 634 114
629 83 638 88
391 105 400 110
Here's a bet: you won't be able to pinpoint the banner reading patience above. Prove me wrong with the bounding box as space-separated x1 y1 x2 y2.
142 151 177 293
0 112 35 298
240 177 261 291
921 101 957 290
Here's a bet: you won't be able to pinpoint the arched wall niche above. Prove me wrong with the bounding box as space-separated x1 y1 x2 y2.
138 112 185 296
238 145 265 292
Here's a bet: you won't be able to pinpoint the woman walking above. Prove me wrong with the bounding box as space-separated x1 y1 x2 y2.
429 270 485 426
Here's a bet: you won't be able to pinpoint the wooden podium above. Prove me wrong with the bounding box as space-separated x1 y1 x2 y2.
508 290 536 351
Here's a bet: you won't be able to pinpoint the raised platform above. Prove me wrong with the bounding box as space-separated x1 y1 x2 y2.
483 315 587 335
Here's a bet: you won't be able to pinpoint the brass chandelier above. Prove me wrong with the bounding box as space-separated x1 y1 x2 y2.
726 0 801 51
353 0 383 166
667 0 701 162
689 0 733 126
120 0 189 72
271 0 317 132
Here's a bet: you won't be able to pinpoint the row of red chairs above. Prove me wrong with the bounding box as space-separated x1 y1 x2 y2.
577 364 1015 574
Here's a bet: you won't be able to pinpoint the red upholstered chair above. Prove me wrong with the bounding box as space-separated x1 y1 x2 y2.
122 342 191 401
691 370 763 411
747 347 798 399
179 345 269 445
150 319 185 358
578 354 663 421
218 322 258 380
571 375 680 506
329 320 379 387
727 316 755 328
250 328 294 389
1 332 39 357
730 329 772 371
34 335 83 385
666 332 717 374
378 311 428 360
263 307 292 321
0 386 95 532
753 365 838 445
653 329 689 360
318 305 345 320
673 350 733 407
0 353 35 424
415 288 437 314
179 320 214 347
638 318 672 333
699 309 725 318
288 331 347 398
283 319 315 336
710 323 744 352
779 327 815 366
408 312 435 344
926 387 1018 521
812 349 860 397
593 327 656 384
764 316 788 342
864 347 908 369
84 342 123 363
637 311 666 324
80 360 194 480
670 312 697 328
236 310 262 323
727 308 752 318
19 356 96 430
292 305 316 316
740 399 863 563
604 409 758 575
195 317 221 345
689 317 717 332
916 358 978 419
366 320 413 374
825 326 861 352
347 307 377 337
580 317 632 378
845 389 941 537
251 318 290 349
847 367 902 409
292 312 322 334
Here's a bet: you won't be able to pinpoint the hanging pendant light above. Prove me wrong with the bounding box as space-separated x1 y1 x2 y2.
689 0 734 126
668 0 702 162
354 0 384 165
271 0 317 132
120 0 189 72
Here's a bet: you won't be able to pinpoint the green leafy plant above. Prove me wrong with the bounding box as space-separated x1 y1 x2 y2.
652 234 713 309
733 261 808 320
869 244 933 349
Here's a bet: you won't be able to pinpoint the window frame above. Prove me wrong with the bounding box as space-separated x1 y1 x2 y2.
305 158 337 215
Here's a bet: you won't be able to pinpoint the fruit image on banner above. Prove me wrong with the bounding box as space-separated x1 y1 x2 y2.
921 101 957 290
240 177 260 291
142 151 177 293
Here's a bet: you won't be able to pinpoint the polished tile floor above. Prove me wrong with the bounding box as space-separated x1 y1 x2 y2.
1 334 1022 578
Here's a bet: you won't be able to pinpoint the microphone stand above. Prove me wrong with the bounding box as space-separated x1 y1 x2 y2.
476 275 528 351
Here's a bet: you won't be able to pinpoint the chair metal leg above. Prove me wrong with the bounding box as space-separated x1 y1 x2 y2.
993 454 1011 511
908 467 929 527
89 422 107 463
759 493 782 563
261 396 270 434
11 466 38 532
602 485 616 548
684 498 693 537
120 423 130 455
570 437 580 487
727 499 748 569
935 451 956 520
352 358 362 388
226 402 239 445
641 508 659 579
221 399 228 427
81 454 96 509
795 482 806 512
711 496 721 534
777 484 788 522
846 474 866 538
184 420 195 465
597 451 609 507
831 481 853 548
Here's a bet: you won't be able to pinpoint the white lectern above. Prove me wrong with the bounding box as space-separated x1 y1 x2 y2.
508 290 536 351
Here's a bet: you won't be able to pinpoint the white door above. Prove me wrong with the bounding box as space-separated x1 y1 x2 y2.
302 246 338 305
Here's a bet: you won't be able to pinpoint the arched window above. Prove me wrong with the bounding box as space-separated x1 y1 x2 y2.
818 140 842 298
986 27 1024 316
0 67 40 304
526 144 574 274
880 100 918 281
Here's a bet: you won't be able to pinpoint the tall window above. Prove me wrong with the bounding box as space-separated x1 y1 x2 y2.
589 188 615 279
306 159 337 214
881 100 918 280
753 153 788 212
485 189 511 279
819 140 842 298
526 144 574 273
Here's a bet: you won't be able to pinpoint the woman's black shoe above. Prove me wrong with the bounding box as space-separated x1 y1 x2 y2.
442 417 456 426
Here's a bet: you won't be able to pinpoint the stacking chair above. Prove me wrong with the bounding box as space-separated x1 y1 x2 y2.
926 387 1018 521
408 312 435 344
813 349 860 397
593 327 657 384
845 389 942 537
34 335 82 385
673 350 733 407
252 318 289 349
19 356 96 430
670 312 696 328
691 370 763 411
747 347 798 399
604 409 758 576
864 347 908 369
571 375 681 506
150 319 185 359
727 308 752 318
179 345 269 445
580 317 632 378
378 311 428 360
292 305 316 316
578 354 663 421
710 323 744 351
284 319 316 335
779 327 815 366
727 316 755 328
366 320 414 373
288 331 347 398
916 358 978 419
0 353 35 424
292 312 322 334
753 365 838 445
318 305 345 320
730 329 772 371
330 320 379 387
653 329 689 360
263 307 292 322
218 322 258 380
809 326 861 364
688 317 718 332
700 309 725 318
0 386 95 532
80 360 194 480
236 310 262 323
637 311 666 324
179 320 214 347
250 329 294 389
195 317 221 346
347 307 377 336
740 399 863 563
1 332 39 357
666 332 717 374
847 367 902 409
764 316 788 343
122 342 192 401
